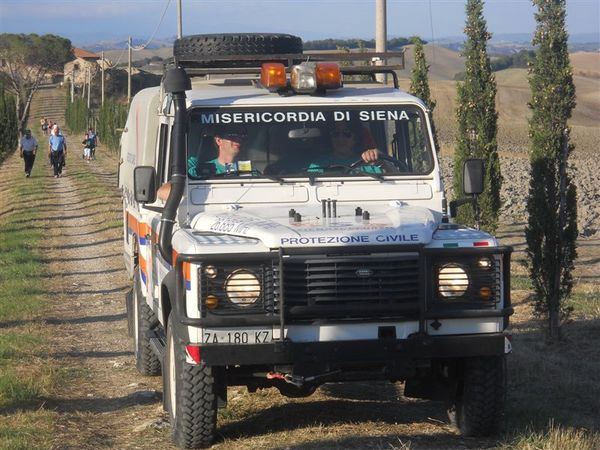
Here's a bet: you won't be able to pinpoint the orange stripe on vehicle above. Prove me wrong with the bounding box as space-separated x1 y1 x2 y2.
183 262 192 291
139 222 151 238
127 212 138 234
139 254 148 274
172 250 179 265
183 262 191 281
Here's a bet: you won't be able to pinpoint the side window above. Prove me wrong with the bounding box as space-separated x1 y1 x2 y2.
157 123 169 184
407 115 431 173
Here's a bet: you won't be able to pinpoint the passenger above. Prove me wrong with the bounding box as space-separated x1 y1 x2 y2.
188 124 248 177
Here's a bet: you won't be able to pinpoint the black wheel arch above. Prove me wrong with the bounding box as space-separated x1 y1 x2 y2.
160 270 176 326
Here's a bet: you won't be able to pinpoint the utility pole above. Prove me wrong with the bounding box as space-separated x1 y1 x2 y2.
87 67 91 109
70 69 74 103
101 51 105 106
177 0 183 39
128 36 132 104
81 67 86 98
375 0 388 84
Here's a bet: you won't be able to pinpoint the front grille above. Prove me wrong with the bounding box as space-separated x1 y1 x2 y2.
276 255 420 318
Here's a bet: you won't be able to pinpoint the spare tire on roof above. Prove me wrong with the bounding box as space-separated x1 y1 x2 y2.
173 33 303 67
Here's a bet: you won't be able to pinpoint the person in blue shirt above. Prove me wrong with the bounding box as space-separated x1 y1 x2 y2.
48 125 67 178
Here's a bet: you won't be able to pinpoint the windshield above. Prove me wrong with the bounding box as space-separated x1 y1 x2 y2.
187 106 434 180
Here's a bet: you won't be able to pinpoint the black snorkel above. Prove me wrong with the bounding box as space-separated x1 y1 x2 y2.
159 67 191 263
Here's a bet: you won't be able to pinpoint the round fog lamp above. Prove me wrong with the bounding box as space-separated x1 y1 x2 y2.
438 264 469 298
224 270 261 306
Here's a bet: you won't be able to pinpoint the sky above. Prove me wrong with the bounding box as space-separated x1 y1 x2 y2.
0 0 598 46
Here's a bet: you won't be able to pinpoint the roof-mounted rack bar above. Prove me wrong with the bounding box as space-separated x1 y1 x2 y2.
340 67 400 89
176 50 405 83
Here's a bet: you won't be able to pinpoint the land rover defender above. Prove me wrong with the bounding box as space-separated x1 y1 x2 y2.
119 33 512 448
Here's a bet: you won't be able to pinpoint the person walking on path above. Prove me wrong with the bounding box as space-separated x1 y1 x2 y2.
48 125 67 178
41 117 49 136
19 129 38 177
83 127 97 161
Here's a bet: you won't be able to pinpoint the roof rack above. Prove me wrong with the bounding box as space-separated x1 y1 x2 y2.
176 50 405 88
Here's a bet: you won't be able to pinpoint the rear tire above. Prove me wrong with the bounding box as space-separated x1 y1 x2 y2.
174 33 303 67
133 271 161 376
448 356 506 436
165 314 218 449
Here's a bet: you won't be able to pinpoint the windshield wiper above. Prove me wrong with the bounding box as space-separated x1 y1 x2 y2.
319 164 385 182
253 169 294 184
206 169 293 184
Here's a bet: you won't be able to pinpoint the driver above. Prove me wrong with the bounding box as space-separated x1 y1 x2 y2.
307 122 382 172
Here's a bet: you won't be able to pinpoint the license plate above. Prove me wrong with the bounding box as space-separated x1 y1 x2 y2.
202 328 273 345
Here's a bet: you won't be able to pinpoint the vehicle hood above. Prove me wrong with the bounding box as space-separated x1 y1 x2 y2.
189 203 440 249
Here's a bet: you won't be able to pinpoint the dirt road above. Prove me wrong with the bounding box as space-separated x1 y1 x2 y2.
29 154 169 449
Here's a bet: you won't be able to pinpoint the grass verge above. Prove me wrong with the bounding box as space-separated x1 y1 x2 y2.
0 133 58 450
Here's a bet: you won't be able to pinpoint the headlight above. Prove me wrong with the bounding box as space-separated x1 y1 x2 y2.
438 264 469 298
224 269 261 306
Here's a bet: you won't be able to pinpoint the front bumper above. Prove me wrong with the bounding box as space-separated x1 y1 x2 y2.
199 332 507 367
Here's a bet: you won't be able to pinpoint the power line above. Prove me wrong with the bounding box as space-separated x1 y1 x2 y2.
131 0 172 51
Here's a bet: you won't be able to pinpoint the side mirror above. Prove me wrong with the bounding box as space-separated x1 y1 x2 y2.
134 166 157 203
463 159 485 196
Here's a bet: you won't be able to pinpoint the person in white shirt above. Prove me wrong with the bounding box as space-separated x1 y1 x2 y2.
19 129 38 177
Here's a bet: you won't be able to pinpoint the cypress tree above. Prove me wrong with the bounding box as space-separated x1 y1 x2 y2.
97 98 128 153
452 0 502 233
409 36 440 153
526 0 577 342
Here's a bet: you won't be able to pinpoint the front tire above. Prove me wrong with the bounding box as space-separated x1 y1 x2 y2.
448 356 506 436
165 314 218 449
133 271 161 376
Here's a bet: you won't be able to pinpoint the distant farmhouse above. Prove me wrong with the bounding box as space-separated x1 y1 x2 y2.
64 48 104 85
62 47 160 99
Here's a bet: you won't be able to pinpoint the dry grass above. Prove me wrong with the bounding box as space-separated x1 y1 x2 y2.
499 421 600 450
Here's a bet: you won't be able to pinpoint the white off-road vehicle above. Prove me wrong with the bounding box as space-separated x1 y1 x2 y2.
119 33 512 449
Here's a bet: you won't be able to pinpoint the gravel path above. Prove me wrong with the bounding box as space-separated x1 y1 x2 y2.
29 154 172 449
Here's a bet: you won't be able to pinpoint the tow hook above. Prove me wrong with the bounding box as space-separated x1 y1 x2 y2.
267 372 304 387
266 370 341 387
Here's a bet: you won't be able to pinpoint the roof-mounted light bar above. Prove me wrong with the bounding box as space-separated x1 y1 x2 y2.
260 61 342 95
260 63 286 90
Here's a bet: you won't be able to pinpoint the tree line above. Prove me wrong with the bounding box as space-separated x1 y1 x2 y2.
0 82 18 163
64 84 127 154
304 37 416 51
490 49 536 71
0 33 72 132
